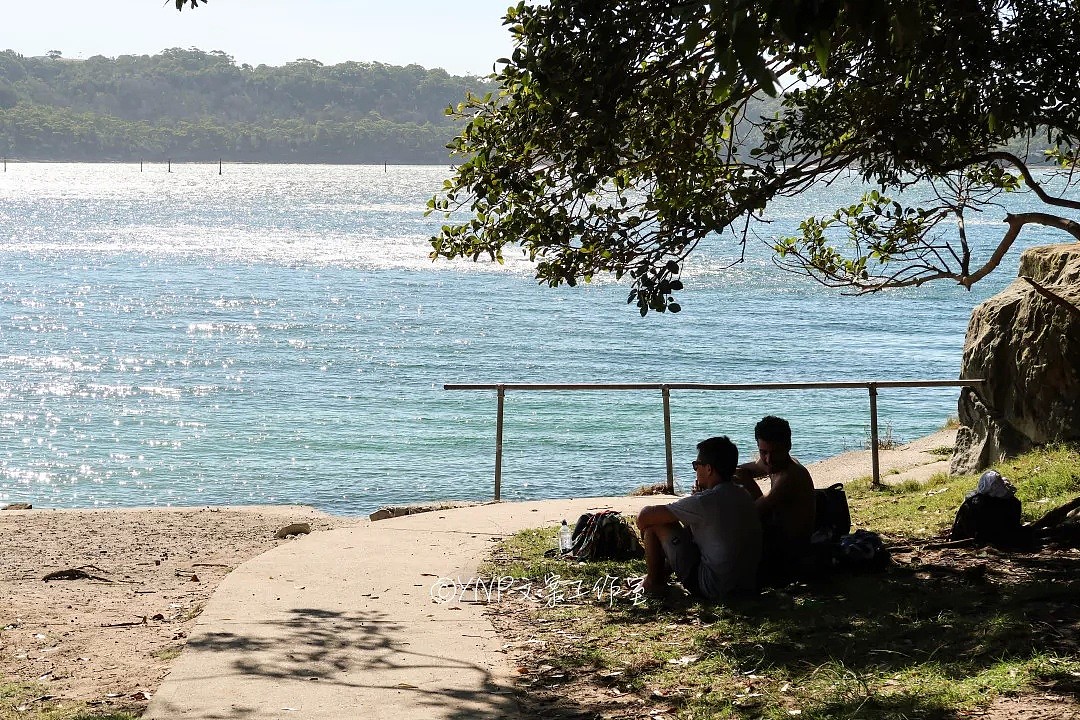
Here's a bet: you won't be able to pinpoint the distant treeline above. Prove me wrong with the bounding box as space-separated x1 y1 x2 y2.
0 48 495 163
0 48 1050 166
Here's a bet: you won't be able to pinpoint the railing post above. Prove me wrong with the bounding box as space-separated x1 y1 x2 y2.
868 383 881 488
662 385 674 493
494 385 505 501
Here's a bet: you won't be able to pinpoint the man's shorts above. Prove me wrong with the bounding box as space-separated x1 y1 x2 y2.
660 525 701 593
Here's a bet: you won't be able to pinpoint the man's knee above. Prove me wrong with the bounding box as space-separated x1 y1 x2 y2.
643 522 678 544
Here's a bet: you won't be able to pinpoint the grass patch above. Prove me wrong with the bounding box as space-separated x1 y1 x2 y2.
153 646 182 663
628 482 674 497
0 681 137 720
488 444 1080 720
927 445 954 457
176 603 204 623
481 526 647 584
847 444 1080 540
864 423 901 451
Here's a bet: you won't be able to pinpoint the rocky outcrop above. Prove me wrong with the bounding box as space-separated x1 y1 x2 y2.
952 243 1080 474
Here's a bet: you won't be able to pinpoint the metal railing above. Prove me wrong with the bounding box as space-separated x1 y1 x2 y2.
444 379 984 498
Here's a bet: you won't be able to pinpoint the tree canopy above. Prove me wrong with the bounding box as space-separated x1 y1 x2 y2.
429 0 1080 314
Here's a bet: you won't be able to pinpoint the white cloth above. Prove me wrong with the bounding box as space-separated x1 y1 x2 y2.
667 483 762 599
973 470 1016 499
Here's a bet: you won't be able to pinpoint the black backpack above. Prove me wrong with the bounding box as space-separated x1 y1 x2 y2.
836 529 891 572
811 483 852 544
950 493 1023 546
570 511 645 561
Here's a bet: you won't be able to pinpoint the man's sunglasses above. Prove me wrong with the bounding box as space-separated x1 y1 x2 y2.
691 460 709 470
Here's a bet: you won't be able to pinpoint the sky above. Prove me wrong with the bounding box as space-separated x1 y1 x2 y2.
4 0 516 76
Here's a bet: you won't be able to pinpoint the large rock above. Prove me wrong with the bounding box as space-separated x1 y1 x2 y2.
951 243 1080 474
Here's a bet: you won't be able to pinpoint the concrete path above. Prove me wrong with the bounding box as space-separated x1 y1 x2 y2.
146 497 665 720
147 429 959 719
804 427 957 487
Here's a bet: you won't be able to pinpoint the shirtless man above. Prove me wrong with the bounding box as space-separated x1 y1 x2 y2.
733 416 816 584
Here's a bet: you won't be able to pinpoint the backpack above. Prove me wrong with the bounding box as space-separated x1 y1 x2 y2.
570 511 645 561
811 483 851 544
950 493 1023 546
836 529 890 572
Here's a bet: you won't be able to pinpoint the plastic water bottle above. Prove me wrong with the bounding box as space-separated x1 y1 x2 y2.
558 519 573 553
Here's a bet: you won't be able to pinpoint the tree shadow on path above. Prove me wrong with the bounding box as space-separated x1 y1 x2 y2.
158 606 518 719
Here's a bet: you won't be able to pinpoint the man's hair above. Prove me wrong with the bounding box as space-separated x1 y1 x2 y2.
755 415 792 446
696 436 738 481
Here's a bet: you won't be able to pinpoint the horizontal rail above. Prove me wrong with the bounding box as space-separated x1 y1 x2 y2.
445 379 983 392
445 379 984 497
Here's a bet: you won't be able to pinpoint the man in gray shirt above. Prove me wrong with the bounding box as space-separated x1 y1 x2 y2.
636 436 762 600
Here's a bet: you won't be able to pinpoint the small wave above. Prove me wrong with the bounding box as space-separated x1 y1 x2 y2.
187 321 260 337
1 467 52 484
87 384 136 398
2 355 99 372
32 383 77 397
139 386 183 400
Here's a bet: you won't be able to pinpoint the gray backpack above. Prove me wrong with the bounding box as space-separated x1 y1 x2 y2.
570 511 645 561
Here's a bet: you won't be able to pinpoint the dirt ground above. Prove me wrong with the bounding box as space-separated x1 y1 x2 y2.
0 505 357 716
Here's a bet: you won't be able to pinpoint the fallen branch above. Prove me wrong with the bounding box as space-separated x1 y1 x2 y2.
1029 495 1080 530
43 566 112 583
911 538 976 551
101 616 147 628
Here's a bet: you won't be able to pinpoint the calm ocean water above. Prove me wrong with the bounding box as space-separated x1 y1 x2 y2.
0 163 1069 515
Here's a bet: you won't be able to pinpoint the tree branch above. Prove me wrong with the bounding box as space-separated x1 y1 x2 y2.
969 151 1080 212
962 212 1080 288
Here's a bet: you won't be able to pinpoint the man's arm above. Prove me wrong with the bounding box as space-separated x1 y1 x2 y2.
636 504 678 533
733 460 767 500
755 465 812 516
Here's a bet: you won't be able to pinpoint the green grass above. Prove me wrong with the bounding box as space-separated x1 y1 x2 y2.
0 681 137 720
489 444 1080 720
152 646 182 663
864 423 901 450
848 444 1080 540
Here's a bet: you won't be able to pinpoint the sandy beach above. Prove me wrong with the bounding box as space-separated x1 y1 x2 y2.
0 505 358 714
0 428 957 715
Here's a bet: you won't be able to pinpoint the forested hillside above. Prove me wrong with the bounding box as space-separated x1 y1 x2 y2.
0 48 494 163
0 47 1045 166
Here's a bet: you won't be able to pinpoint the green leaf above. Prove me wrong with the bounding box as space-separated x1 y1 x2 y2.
814 36 830 75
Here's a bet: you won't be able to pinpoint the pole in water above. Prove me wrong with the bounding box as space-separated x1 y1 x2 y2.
384 162 387 172
140 159 143 172
219 158 222 175
3 158 6 172
168 159 172 173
